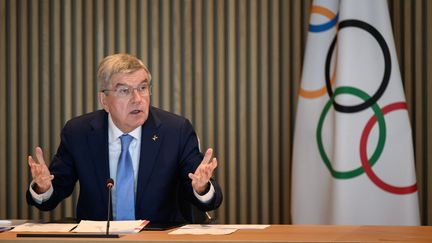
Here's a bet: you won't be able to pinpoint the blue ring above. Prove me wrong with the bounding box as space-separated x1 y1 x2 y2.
309 14 339 33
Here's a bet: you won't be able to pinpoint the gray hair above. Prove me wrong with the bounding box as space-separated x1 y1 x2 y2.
97 53 152 91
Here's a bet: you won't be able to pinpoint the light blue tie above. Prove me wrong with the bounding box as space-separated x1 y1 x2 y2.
116 134 135 220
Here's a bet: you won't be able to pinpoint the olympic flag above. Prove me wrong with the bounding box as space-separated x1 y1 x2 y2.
291 0 420 225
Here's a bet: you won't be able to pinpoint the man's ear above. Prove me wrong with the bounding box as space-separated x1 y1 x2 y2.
98 92 109 112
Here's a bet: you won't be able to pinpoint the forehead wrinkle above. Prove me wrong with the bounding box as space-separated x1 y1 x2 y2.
110 70 149 87
113 80 148 88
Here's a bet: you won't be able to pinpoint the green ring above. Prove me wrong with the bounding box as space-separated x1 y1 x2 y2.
316 86 386 179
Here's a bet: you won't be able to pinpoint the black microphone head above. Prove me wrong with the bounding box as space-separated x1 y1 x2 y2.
106 178 114 188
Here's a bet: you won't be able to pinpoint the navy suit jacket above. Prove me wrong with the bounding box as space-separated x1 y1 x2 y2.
27 107 223 222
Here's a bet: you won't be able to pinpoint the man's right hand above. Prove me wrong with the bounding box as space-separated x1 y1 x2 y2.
28 146 54 194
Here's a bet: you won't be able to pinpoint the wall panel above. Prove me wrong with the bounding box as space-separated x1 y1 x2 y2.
0 0 6 220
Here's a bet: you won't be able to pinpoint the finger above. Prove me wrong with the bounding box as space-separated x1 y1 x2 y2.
28 155 38 167
29 156 41 174
201 148 213 164
210 157 218 170
40 174 54 181
35 147 46 166
34 174 54 184
204 165 214 179
188 173 199 181
200 158 217 177
29 157 39 179
206 161 217 177
197 164 212 179
29 157 50 179
190 172 207 184
201 165 212 178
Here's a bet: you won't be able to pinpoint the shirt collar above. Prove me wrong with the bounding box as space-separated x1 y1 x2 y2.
108 114 142 143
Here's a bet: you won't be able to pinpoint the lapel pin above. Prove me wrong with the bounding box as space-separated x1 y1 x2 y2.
152 135 158 141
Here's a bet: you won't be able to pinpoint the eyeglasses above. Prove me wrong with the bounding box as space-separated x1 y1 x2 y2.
102 83 152 98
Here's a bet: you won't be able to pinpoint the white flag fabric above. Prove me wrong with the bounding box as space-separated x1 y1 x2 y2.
291 0 420 225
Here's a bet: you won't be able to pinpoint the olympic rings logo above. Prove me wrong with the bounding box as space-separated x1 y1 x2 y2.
301 5 417 195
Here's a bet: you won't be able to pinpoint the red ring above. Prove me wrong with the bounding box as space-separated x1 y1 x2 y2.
359 102 417 194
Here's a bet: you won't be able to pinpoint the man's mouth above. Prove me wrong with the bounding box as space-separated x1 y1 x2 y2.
130 109 142 115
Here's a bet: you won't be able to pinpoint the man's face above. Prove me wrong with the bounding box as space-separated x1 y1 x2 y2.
99 69 150 133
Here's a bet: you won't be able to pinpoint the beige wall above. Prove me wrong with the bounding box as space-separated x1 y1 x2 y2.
0 0 431 224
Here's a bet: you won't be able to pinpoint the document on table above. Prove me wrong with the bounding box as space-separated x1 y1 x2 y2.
0 227 11 233
0 220 12 233
11 223 77 232
1 219 38 233
169 224 270 235
72 220 149 234
0 220 12 226
0 220 29 227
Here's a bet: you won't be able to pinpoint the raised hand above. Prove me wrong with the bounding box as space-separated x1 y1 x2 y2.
28 146 54 194
188 148 218 195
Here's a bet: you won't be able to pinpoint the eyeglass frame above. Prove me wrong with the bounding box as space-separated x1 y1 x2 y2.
101 82 152 98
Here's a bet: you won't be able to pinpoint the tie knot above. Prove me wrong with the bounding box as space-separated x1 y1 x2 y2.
120 134 133 151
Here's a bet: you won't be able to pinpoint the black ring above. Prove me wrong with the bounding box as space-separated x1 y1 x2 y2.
325 19 391 113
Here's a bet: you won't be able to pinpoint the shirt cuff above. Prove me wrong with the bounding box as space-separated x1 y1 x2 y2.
29 181 54 204
193 181 215 204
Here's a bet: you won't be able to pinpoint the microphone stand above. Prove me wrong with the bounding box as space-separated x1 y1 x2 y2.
17 179 120 238
106 179 113 235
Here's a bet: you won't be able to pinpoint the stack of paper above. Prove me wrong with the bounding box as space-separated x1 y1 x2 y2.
73 220 149 234
11 223 77 232
9 220 149 234
169 224 270 235
0 220 12 233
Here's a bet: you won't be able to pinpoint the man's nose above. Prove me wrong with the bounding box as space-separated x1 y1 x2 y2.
130 88 142 101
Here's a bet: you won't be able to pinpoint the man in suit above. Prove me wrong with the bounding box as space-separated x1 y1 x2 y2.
27 53 223 222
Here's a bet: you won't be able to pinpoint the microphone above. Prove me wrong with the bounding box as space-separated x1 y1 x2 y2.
17 178 120 238
106 178 114 235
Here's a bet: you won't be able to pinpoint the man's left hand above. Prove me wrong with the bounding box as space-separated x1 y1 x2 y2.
188 148 218 195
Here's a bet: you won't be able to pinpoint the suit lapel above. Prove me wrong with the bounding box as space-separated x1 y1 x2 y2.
88 111 110 207
136 108 162 206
